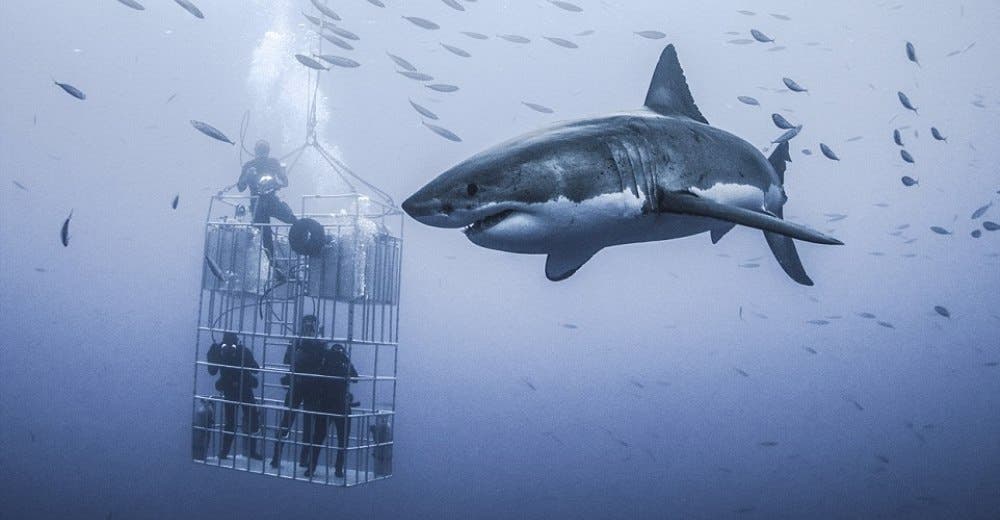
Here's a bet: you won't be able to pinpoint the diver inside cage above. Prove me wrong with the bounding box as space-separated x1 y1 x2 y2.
271 315 329 475
206 332 264 460
237 139 298 279
271 315 359 478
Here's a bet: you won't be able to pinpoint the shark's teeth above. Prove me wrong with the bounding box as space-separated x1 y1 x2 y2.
464 210 515 234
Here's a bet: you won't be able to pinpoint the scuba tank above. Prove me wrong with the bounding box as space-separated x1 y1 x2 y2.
191 398 215 461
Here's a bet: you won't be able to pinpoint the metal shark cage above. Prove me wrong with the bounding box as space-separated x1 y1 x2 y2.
191 191 403 486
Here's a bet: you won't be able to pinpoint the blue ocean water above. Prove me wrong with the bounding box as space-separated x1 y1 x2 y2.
1 1 999 518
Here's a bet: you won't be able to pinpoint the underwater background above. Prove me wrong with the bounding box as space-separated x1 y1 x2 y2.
2 1 999 518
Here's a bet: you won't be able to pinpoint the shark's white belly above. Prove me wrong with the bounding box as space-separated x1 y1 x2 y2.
469 190 735 254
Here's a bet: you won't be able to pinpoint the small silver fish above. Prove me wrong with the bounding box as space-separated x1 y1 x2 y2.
820 143 839 161
426 83 459 93
934 306 951 318
971 203 991 220
54 80 86 100
549 0 582 12
737 96 760 106
397 70 433 81
898 91 918 113
772 126 802 144
772 113 795 129
545 37 578 49
295 54 328 70
408 99 438 120
984 221 1000 231
461 31 489 40
367 0 385 6
319 31 354 50
441 0 465 11
900 149 915 163
931 127 947 141
522 102 554 114
61 210 73 247
422 121 462 142
893 129 903 146
314 54 360 68
783 77 807 92
905 41 919 65
929 226 952 235
635 30 666 40
309 0 341 20
13 180 28 191
117 0 145 10
750 29 774 43
441 43 471 58
858 312 876 319
403 16 440 30
727 39 755 45
498 34 531 44
901 176 918 187
171 194 179 209
326 25 359 41
387 52 417 72
174 0 204 19
190 120 235 145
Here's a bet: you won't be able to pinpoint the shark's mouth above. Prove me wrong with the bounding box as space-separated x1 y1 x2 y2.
464 209 515 235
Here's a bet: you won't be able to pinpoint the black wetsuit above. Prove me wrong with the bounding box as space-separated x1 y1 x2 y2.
238 157 297 260
271 339 327 469
315 347 358 476
206 342 261 459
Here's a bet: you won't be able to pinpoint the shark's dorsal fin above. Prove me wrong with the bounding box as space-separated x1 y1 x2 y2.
545 247 601 282
644 45 709 124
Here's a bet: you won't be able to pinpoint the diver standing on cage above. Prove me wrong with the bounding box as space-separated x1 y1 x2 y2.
237 139 298 276
206 332 264 460
271 315 328 473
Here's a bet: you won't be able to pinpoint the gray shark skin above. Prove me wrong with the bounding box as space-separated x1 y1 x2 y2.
402 44 842 284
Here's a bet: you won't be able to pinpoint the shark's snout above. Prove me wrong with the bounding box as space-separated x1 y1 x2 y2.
402 192 468 228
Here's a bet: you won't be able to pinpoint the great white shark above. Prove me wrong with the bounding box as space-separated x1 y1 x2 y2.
402 44 843 285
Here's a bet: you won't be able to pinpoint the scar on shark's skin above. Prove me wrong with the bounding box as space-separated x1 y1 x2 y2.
403 44 842 285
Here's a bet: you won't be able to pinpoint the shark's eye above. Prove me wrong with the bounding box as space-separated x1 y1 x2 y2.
466 183 479 197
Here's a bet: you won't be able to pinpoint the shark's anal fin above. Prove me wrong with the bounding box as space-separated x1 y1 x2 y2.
644 45 709 124
545 247 601 282
711 225 735 244
658 190 843 246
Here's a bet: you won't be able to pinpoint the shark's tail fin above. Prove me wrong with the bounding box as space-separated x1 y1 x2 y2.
764 142 814 286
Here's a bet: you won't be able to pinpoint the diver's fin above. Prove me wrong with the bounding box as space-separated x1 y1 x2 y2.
644 45 709 124
711 225 735 244
764 231 813 286
768 141 791 185
545 247 601 281
658 190 843 245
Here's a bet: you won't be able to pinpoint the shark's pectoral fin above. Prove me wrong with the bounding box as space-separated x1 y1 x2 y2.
658 190 843 246
545 247 601 282
764 231 814 286
710 225 735 244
